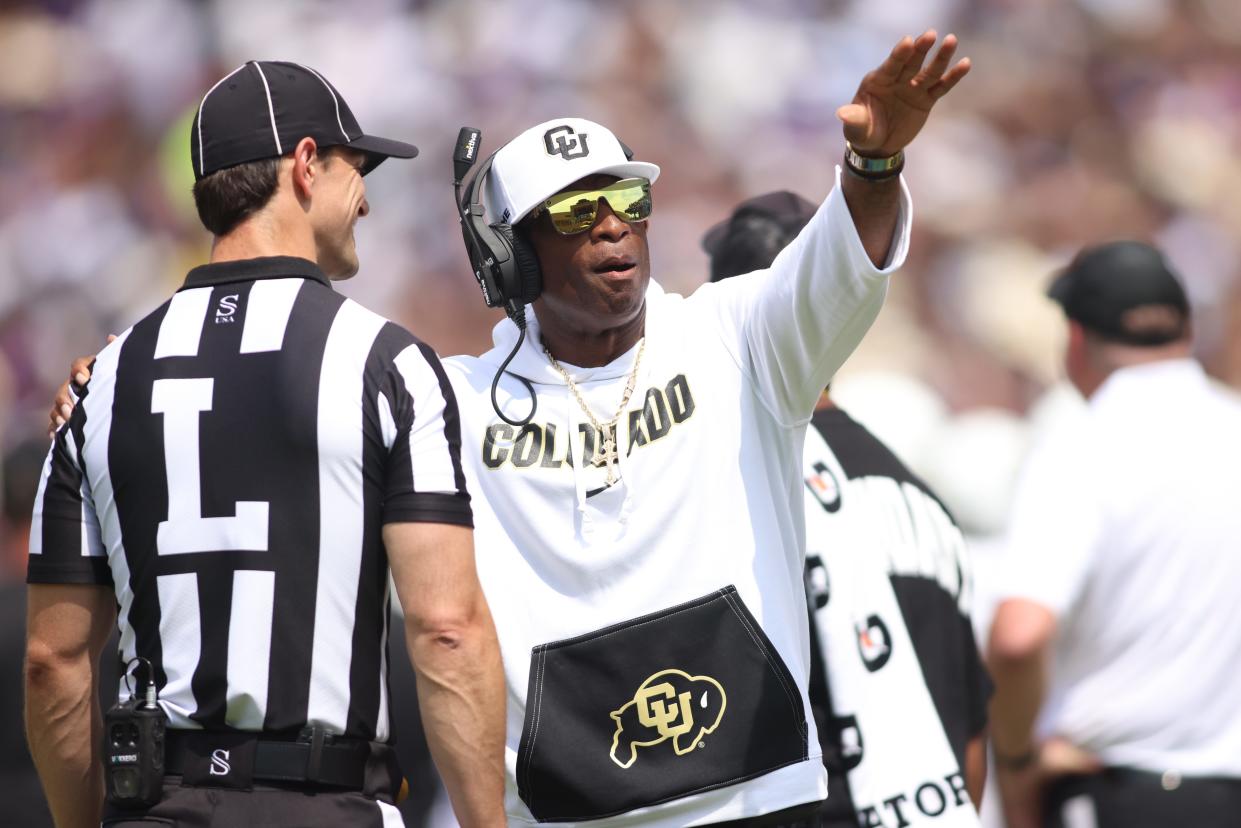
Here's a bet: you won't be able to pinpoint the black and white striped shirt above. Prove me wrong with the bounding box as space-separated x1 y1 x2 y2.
28 256 470 742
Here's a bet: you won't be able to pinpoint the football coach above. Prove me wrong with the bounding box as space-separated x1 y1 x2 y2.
434 29 969 827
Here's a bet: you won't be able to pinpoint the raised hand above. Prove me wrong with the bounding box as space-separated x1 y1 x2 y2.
838 30 970 158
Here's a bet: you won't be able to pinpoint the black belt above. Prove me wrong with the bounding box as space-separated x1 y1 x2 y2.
165 729 373 790
1104 766 1241 789
705 801 826 827
1044 767 1241 828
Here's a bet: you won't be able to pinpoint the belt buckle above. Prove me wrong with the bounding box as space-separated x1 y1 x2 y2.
297 724 328 784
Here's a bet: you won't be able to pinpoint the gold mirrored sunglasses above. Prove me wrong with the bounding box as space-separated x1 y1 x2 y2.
536 178 653 235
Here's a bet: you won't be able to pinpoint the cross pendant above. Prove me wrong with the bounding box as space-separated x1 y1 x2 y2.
591 430 619 484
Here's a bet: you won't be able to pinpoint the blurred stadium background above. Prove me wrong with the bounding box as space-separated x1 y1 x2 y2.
2 0 1240 825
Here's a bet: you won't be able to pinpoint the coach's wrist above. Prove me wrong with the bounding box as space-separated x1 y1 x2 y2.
844 141 904 181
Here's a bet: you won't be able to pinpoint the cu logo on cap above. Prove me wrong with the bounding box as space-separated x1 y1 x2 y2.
544 125 590 160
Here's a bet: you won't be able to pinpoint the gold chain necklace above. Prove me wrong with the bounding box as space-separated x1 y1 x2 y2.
544 338 646 486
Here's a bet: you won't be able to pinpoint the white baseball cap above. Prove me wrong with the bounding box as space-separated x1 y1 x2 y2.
485 117 661 225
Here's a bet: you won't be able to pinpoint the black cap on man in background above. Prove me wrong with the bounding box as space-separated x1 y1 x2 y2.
702 191 818 282
1048 241 1191 346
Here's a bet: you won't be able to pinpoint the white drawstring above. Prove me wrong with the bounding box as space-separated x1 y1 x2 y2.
567 392 590 523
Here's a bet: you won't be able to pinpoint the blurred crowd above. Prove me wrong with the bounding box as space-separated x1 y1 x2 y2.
3 0 1241 824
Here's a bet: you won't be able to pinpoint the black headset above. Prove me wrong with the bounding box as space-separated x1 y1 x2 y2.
452 127 542 425
453 127 543 324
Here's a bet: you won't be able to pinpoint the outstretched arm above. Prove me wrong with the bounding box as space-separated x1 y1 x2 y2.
839 30 970 266
708 31 970 423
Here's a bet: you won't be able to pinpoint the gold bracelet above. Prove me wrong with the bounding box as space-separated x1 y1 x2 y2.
844 141 904 180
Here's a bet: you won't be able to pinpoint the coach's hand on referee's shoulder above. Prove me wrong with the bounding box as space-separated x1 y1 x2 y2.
837 29 970 159
48 335 114 436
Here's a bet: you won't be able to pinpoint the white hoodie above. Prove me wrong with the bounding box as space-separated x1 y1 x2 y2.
442 168 911 827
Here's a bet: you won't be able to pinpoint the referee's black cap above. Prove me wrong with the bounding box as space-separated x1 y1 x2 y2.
1048 241 1190 346
190 61 418 181
702 191 818 282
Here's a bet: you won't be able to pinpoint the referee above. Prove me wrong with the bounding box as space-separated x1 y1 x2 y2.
24 62 504 827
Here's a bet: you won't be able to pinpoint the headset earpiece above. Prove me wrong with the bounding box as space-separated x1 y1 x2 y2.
455 141 543 317
493 223 542 305
452 127 542 426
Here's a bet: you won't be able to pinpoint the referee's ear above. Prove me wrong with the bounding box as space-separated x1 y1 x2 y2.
290 136 320 203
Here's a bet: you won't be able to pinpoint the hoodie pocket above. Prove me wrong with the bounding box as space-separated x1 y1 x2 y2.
516 585 808 822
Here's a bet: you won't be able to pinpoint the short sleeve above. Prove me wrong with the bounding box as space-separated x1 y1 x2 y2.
961 616 993 738
1001 428 1102 617
380 341 473 527
27 416 111 586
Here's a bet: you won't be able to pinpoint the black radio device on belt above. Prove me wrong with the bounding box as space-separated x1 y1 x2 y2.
104 657 167 808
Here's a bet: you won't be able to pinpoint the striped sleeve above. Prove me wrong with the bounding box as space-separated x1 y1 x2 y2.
381 339 472 527
28 404 111 585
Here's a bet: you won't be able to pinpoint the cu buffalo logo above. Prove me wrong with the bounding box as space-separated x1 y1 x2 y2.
608 670 726 769
855 614 892 672
544 125 590 160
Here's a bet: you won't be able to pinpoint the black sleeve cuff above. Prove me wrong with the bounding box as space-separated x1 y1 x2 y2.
968 640 995 737
383 492 473 528
27 556 113 587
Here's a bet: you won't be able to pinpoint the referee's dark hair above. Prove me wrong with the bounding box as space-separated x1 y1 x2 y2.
192 157 280 237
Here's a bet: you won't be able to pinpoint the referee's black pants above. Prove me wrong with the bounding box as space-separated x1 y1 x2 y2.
101 732 405 827
1044 767 1241 828
102 777 404 827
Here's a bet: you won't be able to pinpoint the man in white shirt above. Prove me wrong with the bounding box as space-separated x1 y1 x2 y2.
988 241 1241 828
437 29 967 828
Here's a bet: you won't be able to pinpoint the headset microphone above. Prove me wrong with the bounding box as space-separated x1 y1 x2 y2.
454 127 508 317
453 126 481 183
453 127 539 426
